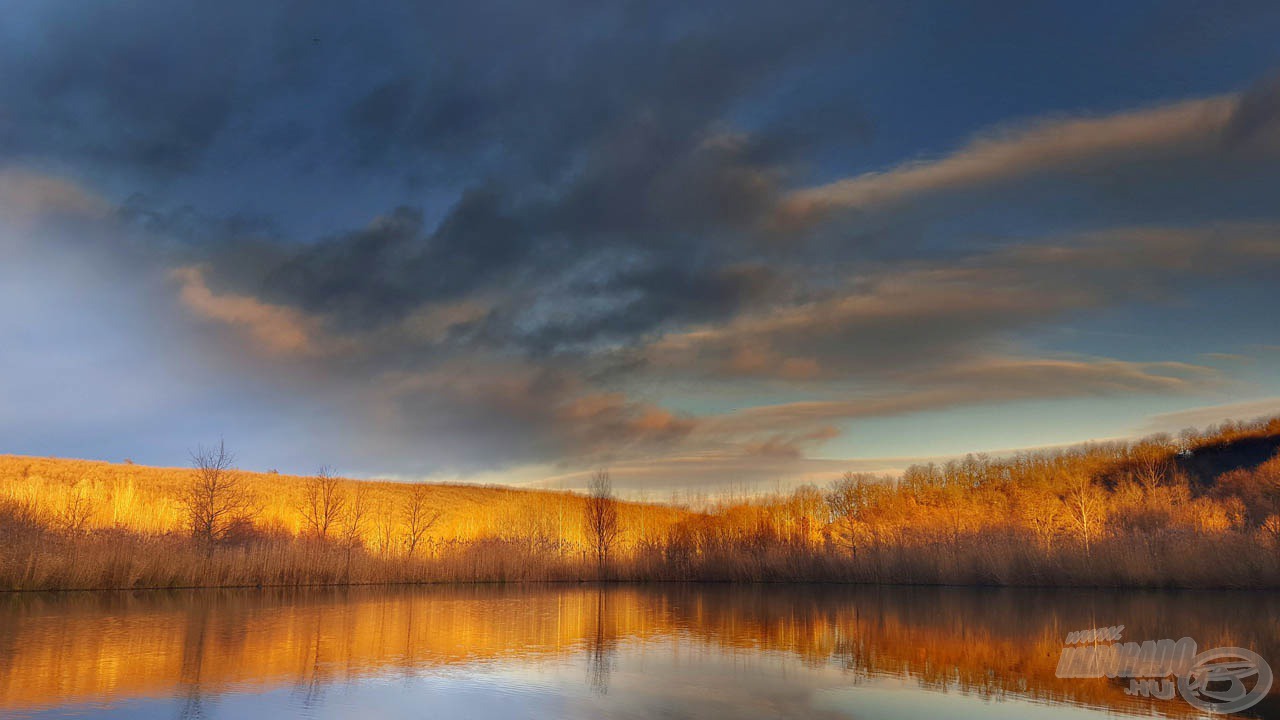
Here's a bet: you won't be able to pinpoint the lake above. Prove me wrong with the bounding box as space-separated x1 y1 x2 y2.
1 584 1276 719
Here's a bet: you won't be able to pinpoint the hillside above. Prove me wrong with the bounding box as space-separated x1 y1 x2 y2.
2 415 1280 590
0 454 687 546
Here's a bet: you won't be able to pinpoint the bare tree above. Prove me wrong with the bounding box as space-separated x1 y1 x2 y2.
584 469 620 575
1065 474 1107 557
300 466 345 541
56 477 95 534
182 441 254 553
1019 489 1065 550
1131 440 1173 489
374 501 397 556
1263 514 1280 549
826 472 876 554
340 484 371 577
401 484 441 557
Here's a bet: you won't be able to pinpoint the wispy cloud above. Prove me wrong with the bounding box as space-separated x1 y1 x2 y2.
784 92 1257 218
1136 398 1280 435
645 223 1280 381
699 356 1216 439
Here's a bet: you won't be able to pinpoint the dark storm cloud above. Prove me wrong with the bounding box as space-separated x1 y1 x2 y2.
0 0 886 360
0 1 269 173
0 0 885 475
1224 73 1280 149
338 2 885 180
240 128 794 356
499 260 780 355
0 0 883 179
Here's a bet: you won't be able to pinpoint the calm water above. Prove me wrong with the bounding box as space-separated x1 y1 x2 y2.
1 584 1277 719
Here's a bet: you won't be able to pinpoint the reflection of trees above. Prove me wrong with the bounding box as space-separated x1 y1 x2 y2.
586 589 616 695
3 585 1280 720
293 596 336 710
176 595 212 720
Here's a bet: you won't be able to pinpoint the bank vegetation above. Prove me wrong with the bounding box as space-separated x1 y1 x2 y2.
3 417 1280 590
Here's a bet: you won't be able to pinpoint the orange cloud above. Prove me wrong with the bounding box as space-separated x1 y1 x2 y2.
557 392 697 453
172 266 327 358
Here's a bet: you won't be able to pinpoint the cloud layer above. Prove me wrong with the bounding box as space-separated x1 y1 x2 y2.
3 2 1280 487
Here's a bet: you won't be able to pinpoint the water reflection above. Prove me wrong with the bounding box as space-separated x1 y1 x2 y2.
586 589 614 696
0 585 1277 719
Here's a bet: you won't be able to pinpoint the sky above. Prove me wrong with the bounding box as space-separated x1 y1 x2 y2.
2 0 1280 492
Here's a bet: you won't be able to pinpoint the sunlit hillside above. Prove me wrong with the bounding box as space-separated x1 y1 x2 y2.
2 415 1280 590
0 454 687 549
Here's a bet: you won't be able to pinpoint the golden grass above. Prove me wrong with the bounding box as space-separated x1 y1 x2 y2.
0 454 686 545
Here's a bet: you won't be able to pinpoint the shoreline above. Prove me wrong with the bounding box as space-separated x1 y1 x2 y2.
6 578 1279 594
